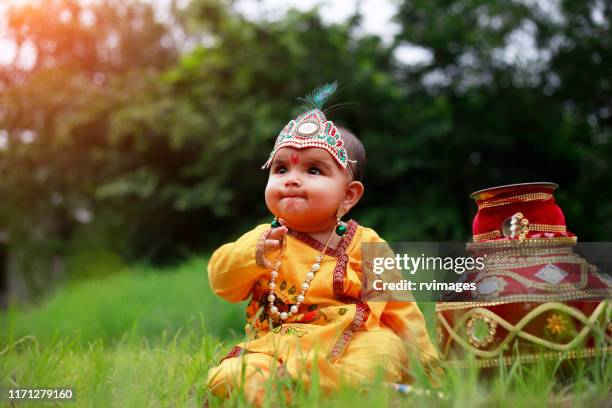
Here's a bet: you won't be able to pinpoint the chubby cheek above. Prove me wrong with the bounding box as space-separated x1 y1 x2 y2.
264 179 280 212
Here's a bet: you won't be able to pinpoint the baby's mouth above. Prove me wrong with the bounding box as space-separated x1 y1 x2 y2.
281 191 306 199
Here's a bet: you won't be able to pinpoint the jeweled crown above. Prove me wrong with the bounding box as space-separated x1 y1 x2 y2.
262 82 351 171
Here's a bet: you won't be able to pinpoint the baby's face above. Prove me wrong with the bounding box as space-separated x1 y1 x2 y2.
265 147 351 233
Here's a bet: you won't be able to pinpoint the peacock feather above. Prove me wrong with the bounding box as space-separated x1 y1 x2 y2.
296 82 338 110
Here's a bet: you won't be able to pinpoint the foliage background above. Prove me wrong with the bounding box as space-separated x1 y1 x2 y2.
0 0 611 301
1 1 611 404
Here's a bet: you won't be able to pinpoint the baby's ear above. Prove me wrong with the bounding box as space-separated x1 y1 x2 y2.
342 181 365 213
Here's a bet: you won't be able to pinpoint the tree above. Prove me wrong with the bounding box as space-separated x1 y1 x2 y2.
0 0 178 297
392 0 612 239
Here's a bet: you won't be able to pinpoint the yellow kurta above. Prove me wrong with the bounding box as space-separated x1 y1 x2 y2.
207 221 438 401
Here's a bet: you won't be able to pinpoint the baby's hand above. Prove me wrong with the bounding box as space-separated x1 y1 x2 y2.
256 224 288 269
265 225 288 250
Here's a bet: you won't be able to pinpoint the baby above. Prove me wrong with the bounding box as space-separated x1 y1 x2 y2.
207 85 437 404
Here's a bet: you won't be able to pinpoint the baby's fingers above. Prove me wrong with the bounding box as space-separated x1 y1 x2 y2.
268 225 288 240
264 239 282 251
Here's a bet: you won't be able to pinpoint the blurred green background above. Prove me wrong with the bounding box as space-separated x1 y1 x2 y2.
0 0 611 305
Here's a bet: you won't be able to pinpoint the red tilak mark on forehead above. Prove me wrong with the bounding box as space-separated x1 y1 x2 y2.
290 153 299 164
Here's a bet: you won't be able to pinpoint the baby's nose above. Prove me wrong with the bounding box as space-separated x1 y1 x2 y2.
284 173 302 187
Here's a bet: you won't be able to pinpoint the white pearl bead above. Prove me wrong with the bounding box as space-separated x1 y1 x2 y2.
268 294 275 302
269 282 276 289
301 282 309 290
306 272 314 281
311 263 320 271
270 306 278 314
280 312 288 320
290 305 298 314
297 295 305 303
271 271 278 278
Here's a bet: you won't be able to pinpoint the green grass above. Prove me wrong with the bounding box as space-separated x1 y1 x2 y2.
2 256 245 346
1 256 611 406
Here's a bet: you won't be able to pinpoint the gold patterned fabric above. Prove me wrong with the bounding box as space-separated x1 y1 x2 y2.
436 301 611 367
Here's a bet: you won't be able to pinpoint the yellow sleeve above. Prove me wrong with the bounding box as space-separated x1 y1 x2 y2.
208 224 270 303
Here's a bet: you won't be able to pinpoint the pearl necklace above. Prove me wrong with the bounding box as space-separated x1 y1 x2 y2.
267 224 337 322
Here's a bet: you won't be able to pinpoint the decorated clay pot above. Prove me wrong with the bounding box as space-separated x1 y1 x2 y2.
436 183 612 367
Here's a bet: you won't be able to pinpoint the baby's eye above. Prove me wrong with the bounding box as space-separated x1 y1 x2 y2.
308 167 322 175
274 166 287 174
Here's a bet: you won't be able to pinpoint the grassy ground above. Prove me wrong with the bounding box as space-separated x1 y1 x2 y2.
1 256 611 407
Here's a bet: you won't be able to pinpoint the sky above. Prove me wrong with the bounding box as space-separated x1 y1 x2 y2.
0 0 434 67
234 0 434 65
234 0 400 43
